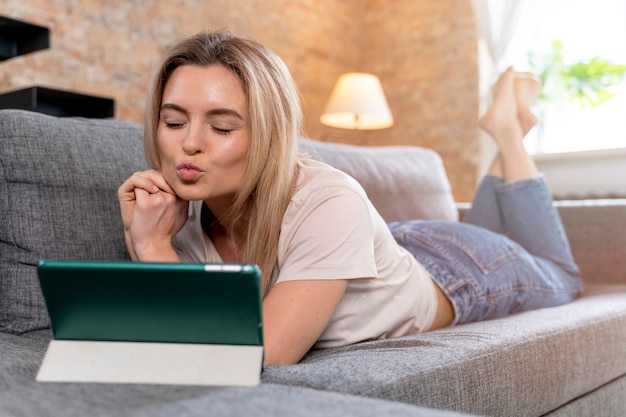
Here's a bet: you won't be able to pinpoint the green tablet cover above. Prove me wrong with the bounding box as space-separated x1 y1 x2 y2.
37 260 263 346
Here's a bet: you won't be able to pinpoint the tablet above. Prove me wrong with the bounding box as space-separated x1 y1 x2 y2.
36 260 264 386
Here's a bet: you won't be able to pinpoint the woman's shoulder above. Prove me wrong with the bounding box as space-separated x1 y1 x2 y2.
296 158 365 195
286 158 372 219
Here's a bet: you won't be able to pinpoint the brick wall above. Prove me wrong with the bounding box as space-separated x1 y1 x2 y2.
0 0 479 201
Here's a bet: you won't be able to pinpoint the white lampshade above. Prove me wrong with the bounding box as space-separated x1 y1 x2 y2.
320 72 394 130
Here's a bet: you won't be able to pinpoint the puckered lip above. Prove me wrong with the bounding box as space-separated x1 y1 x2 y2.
176 162 204 172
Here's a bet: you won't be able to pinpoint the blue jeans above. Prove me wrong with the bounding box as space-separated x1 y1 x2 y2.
388 175 583 325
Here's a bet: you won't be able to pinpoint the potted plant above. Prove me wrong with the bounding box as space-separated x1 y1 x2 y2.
527 40 626 152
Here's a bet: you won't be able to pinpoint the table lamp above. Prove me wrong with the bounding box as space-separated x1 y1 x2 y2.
320 72 394 130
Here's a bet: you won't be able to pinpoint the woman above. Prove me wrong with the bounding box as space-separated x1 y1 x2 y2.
118 30 583 366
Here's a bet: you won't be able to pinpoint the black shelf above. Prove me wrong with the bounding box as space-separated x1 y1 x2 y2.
0 86 115 118
0 15 50 61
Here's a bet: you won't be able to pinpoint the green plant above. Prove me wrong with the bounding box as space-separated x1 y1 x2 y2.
528 40 626 108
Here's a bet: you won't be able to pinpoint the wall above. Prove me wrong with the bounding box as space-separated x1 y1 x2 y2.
0 0 479 202
360 0 479 201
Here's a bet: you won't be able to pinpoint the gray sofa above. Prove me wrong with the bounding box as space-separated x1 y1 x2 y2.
1 109 625 417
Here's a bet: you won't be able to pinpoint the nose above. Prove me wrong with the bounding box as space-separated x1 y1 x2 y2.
182 122 205 155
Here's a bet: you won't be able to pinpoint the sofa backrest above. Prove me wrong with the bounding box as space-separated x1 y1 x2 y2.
0 109 457 335
299 138 458 223
0 110 147 334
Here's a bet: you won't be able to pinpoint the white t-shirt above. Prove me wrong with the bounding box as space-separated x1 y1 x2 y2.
172 158 438 349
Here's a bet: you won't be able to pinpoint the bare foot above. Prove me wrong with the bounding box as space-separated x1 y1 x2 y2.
479 67 522 144
481 68 540 182
515 72 541 135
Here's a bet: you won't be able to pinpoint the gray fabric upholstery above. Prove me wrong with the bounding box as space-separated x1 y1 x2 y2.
0 110 147 335
556 199 626 285
548 375 626 417
0 330 475 417
264 284 626 416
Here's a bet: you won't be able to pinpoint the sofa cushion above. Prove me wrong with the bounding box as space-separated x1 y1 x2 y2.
0 330 477 417
263 285 626 416
299 138 458 223
555 199 626 285
0 110 147 334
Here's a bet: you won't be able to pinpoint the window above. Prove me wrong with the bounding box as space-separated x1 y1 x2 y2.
504 0 626 154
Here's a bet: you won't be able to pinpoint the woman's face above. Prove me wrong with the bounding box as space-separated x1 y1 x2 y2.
157 64 249 209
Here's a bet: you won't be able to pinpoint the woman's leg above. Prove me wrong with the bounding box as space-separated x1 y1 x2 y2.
392 69 581 326
390 220 582 326
495 177 578 272
467 68 579 274
464 69 542 233
462 175 505 233
480 67 540 182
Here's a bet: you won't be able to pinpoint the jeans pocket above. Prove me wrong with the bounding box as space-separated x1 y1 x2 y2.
412 222 521 276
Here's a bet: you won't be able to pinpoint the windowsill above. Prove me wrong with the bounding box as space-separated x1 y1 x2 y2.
532 147 626 163
532 147 626 199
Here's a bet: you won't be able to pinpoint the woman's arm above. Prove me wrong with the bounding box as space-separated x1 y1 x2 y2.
118 170 188 262
262 278 349 365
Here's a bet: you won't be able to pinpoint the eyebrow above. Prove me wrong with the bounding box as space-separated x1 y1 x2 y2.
160 103 244 121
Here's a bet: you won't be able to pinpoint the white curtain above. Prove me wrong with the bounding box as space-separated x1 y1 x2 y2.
471 0 525 177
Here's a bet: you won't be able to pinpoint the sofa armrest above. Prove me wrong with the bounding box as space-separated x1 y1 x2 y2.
458 200 626 285
556 199 626 285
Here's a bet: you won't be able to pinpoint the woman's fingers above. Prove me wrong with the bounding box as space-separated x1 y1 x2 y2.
118 170 175 200
137 170 177 195
118 170 187 262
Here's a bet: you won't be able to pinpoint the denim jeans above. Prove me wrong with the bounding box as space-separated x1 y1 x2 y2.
388 175 583 325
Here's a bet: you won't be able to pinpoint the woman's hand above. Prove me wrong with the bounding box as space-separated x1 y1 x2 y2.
118 170 189 262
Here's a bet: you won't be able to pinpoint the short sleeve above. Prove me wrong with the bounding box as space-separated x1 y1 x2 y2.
276 184 379 284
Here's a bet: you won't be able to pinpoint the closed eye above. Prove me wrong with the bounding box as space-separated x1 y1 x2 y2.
212 126 234 135
164 122 185 129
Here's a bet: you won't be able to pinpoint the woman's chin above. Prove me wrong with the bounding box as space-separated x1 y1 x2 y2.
171 185 207 202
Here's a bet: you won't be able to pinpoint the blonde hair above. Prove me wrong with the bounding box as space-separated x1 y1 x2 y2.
144 30 302 296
